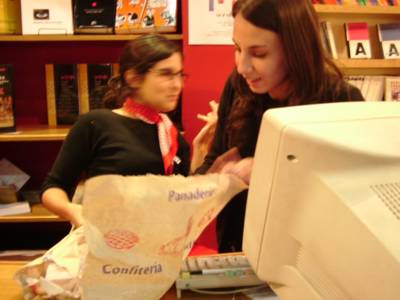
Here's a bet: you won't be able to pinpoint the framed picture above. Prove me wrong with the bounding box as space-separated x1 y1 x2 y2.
0 64 16 133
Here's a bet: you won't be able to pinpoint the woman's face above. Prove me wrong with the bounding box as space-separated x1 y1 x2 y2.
233 13 290 99
135 52 184 113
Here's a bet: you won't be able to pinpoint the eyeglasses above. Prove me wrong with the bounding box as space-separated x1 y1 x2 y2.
149 68 189 82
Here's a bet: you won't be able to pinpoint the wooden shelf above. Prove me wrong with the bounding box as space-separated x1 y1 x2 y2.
0 126 70 142
0 204 66 223
314 4 400 15
0 33 183 42
335 59 400 69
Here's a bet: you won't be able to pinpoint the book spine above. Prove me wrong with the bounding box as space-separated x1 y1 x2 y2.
88 64 113 110
54 64 79 125
78 64 89 114
45 64 57 126
0 64 16 132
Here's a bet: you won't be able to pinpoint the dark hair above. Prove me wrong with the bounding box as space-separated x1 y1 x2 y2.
103 34 181 108
227 0 349 154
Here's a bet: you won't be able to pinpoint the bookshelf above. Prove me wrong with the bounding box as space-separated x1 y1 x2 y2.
314 4 400 15
316 5 400 76
0 126 69 142
0 34 183 42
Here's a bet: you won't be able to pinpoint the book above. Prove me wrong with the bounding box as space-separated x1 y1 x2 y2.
385 76 400 101
46 64 80 125
365 76 385 101
20 0 73 35
115 0 178 34
377 23 400 59
346 75 385 101
345 22 371 59
0 201 31 216
0 64 16 132
0 0 21 34
75 64 114 114
74 0 117 34
320 21 338 59
0 185 18 204
88 64 113 110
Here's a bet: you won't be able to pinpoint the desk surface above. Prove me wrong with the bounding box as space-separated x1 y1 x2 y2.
1 261 250 300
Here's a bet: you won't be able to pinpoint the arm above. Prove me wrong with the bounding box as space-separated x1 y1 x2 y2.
190 100 219 173
194 74 236 174
42 187 84 227
41 115 93 225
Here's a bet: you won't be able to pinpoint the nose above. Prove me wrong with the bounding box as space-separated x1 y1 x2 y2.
236 51 252 77
171 74 183 90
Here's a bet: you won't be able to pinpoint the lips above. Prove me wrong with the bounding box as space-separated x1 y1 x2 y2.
247 77 262 85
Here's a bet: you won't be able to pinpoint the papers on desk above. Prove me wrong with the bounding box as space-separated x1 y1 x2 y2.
0 158 30 204
0 158 30 191
0 201 31 216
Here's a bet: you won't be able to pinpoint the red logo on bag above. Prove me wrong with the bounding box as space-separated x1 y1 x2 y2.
104 229 139 250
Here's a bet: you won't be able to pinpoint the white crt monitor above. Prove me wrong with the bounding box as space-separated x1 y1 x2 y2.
243 102 400 300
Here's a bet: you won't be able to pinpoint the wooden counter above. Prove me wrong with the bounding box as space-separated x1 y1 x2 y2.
0 261 250 300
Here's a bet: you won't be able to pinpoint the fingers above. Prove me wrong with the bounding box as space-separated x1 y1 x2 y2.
197 113 210 122
207 147 242 174
197 100 219 123
209 100 219 113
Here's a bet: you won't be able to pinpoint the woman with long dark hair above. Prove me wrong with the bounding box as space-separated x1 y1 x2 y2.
196 0 364 252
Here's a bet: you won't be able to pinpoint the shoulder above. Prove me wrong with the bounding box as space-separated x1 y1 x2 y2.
336 81 365 102
79 109 116 122
322 78 365 103
68 109 119 137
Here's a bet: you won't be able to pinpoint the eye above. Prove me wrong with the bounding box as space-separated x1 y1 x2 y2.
252 51 267 58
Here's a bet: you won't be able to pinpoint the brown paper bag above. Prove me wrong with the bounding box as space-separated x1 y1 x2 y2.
81 173 247 300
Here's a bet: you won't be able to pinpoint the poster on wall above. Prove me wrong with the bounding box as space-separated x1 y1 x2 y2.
188 0 234 45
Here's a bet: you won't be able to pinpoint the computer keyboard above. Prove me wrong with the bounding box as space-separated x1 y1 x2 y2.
176 252 266 298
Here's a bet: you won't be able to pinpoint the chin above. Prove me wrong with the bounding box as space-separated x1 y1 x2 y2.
160 104 177 113
249 85 269 95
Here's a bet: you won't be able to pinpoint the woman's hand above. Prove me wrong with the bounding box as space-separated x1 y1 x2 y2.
207 147 253 185
42 187 84 228
191 100 219 172
221 157 254 185
67 203 84 228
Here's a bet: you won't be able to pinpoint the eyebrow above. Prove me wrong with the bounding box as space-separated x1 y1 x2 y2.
232 39 269 50
153 67 184 72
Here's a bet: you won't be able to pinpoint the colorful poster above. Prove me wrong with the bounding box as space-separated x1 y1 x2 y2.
188 0 234 45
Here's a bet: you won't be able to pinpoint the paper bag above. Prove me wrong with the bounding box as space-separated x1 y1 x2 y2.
81 173 247 300
14 226 88 300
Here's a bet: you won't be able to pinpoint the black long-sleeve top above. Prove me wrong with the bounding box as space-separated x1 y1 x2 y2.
196 75 364 252
41 109 190 198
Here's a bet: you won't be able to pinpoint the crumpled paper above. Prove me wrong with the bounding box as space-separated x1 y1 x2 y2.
14 226 87 300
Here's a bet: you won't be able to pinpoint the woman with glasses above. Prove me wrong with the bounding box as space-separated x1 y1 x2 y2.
41 34 190 227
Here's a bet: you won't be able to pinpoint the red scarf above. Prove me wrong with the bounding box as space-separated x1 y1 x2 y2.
123 98 178 175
